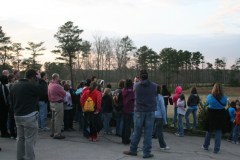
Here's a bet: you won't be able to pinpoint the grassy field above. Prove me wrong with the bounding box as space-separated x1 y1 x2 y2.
167 87 240 122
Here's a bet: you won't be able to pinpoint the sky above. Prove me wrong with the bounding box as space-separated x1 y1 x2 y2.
0 0 240 68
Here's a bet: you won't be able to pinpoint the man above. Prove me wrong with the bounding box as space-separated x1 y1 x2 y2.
48 73 66 139
2 70 9 77
38 72 49 131
10 69 46 160
123 69 157 158
0 75 10 137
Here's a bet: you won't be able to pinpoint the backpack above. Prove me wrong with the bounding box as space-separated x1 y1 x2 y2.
83 96 95 112
113 89 123 112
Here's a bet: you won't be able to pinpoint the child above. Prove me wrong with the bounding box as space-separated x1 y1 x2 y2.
171 86 182 127
63 84 74 131
101 88 113 134
232 101 240 144
155 85 170 149
227 101 236 141
175 93 186 137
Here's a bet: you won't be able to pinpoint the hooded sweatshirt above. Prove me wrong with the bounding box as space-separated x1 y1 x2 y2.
133 79 157 112
173 86 182 107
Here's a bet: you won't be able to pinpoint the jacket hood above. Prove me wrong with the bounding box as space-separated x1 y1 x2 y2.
175 86 182 94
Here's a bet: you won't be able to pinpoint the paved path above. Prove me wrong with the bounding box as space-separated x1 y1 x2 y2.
0 130 240 160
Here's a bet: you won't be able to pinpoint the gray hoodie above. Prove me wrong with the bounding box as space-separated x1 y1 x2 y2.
133 80 157 112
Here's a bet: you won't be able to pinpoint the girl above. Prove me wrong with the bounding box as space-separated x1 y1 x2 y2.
101 88 113 134
161 84 171 124
175 93 186 137
202 83 228 153
171 86 182 127
155 85 170 149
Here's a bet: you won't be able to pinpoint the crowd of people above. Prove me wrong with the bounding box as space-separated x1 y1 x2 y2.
0 68 240 159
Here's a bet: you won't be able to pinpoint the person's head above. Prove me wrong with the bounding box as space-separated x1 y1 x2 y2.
211 83 224 100
66 80 71 86
0 75 8 85
230 101 236 108
89 81 98 93
236 100 240 109
157 85 161 94
52 73 60 81
106 83 112 89
40 72 47 80
103 88 111 95
2 70 9 77
118 79 125 89
161 84 168 93
191 87 197 94
64 84 70 91
8 74 15 83
134 76 140 83
85 79 91 87
25 69 37 81
13 70 20 79
139 69 148 80
91 76 97 82
179 93 185 101
124 79 133 88
175 86 182 94
78 81 86 89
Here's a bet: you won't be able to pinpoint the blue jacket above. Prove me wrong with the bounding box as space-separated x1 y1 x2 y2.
205 94 227 109
228 107 236 122
134 79 157 112
155 95 167 123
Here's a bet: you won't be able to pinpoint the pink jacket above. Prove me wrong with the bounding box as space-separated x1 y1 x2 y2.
48 80 66 102
173 86 182 107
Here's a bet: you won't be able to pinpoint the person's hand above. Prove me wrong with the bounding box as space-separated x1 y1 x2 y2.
94 111 99 114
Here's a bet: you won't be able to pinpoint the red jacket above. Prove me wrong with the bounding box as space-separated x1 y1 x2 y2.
80 88 102 112
235 109 240 125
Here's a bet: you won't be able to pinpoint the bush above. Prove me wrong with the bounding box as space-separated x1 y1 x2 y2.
197 101 208 130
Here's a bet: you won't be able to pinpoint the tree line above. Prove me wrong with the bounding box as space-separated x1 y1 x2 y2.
1 22 240 88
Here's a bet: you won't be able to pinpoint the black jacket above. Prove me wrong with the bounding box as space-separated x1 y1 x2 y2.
101 94 113 113
205 108 228 133
10 79 47 116
187 94 200 107
38 79 48 102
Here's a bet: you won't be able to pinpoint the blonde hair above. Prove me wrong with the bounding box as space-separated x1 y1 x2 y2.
211 83 224 100
103 88 111 95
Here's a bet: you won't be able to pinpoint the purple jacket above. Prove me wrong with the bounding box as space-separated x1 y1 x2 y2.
122 87 135 114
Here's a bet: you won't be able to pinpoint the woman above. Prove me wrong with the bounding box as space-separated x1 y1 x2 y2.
185 87 200 130
202 83 227 153
161 84 171 123
80 81 102 141
121 79 134 144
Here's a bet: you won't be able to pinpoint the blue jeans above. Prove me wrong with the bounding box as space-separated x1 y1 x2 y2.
15 113 38 160
130 112 155 156
177 114 184 136
233 125 240 142
38 101 48 129
185 108 197 129
102 113 112 133
172 107 178 125
114 112 123 136
155 118 167 148
203 130 222 153
165 105 168 123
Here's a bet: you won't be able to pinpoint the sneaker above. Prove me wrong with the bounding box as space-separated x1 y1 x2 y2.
160 146 170 150
53 135 65 139
143 154 154 158
201 145 208 150
123 150 137 156
170 124 175 128
232 141 239 144
42 127 50 131
213 150 219 154
175 133 184 137
227 139 232 142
